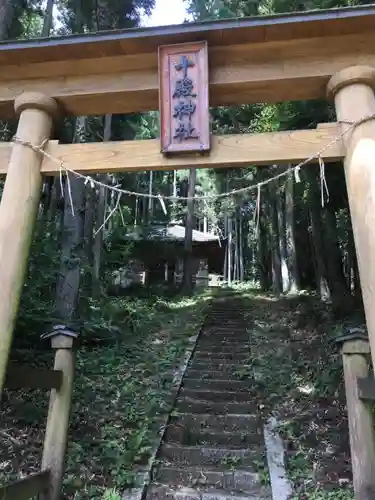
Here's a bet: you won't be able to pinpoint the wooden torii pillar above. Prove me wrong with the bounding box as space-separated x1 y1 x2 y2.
0 91 58 397
327 66 375 375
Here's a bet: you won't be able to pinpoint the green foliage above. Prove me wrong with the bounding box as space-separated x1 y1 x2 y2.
291 488 354 500
56 0 155 32
17 220 61 341
4 289 209 499
241 290 355 497
103 489 121 500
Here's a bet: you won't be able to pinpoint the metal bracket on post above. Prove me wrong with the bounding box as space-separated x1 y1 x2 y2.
357 376 375 400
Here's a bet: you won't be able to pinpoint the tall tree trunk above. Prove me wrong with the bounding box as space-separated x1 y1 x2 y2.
323 205 353 314
276 181 289 292
55 177 85 323
233 214 238 281
172 170 178 222
347 226 354 292
142 173 148 224
268 184 282 294
239 209 245 281
42 0 54 37
55 117 86 323
0 0 13 40
82 182 95 300
134 193 139 226
181 168 196 294
285 171 299 293
39 0 55 220
227 217 233 285
223 214 228 281
55 2 86 324
258 206 269 290
309 206 330 300
306 168 330 300
92 114 111 297
84 186 94 265
148 171 153 217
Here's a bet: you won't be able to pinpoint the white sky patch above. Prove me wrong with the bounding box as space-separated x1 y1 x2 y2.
142 0 190 27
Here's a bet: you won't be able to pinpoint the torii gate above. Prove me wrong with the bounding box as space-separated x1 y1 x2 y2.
1 5 375 500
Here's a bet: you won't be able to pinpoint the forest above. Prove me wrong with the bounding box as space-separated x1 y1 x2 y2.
0 0 371 499
0 0 365 339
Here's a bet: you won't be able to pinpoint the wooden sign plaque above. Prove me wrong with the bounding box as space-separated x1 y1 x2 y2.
158 41 210 155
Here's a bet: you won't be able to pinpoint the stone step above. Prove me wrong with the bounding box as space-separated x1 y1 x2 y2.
188 361 244 369
204 323 246 328
160 443 260 467
196 342 250 351
146 484 269 500
154 466 263 493
205 319 243 322
205 312 245 316
182 378 250 392
205 312 245 317
204 320 246 325
176 398 256 415
184 370 248 381
170 413 260 433
206 306 245 310
200 335 249 343
193 353 248 363
197 335 250 352
164 425 262 448
179 388 253 403
194 346 250 354
204 324 248 333
187 362 246 373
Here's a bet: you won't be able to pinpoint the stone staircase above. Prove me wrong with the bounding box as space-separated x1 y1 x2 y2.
146 295 271 500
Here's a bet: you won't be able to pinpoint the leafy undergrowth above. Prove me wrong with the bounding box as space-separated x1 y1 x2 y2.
236 287 366 500
0 289 211 499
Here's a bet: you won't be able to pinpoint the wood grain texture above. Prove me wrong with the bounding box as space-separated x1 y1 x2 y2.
0 471 50 499
0 124 344 175
0 33 374 117
42 349 75 500
341 343 375 499
330 66 375 416
4 364 63 390
331 68 375 499
0 94 56 399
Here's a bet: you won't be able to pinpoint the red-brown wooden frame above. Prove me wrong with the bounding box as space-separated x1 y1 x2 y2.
158 41 210 155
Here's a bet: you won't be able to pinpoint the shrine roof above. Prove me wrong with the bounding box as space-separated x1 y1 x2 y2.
125 225 222 244
0 5 374 117
0 4 374 65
